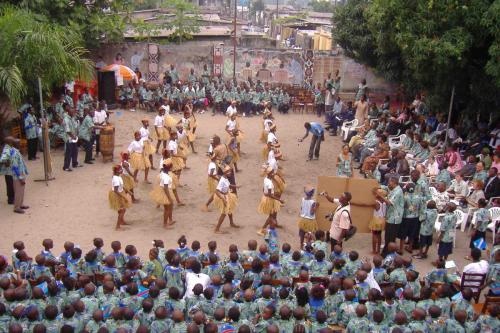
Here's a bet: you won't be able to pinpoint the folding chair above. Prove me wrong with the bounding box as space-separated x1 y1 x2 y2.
482 295 500 313
340 119 358 141
488 207 500 244
388 134 406 150
460 272 486 303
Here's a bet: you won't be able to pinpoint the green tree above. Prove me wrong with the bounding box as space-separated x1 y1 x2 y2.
0 6 94 109
309 0 333 12
332 0 500 117
3 0 132 48
160 0 201 44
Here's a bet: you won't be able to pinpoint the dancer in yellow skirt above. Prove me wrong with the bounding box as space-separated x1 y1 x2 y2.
120 153 139 203
297 185 319 248
213 165 240 233
149 160 176 229
202 154 219 212
188 102 198 134
267 146 286 197
158 150 184 206
154 107 169 153
127 131 151 183
228 129 241 173
109 165 131 230
260 107 274 143
263 124 280 160
226 113 244 155
139 118 156 170
257 166 285 236
179 107 197 154
175 125 190 169
168 131 186 180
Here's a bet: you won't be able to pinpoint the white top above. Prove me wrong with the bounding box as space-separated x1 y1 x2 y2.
329 200 351 242
207 144 213 154
216 176 230 194
154 115 164 127
139 127 150 140
93 110 107 124
181 117 190 129
264 119 273 132
184 272 211 299
490 128 500 147
112 175 124 192
463 260 489 275
168 140 178 154
160 105 170 115
267 132 278 144
127 140 144 154
263 177 274 194
268 155 278 172
226 105 237 117
300 198 316 219
374 200 387 218
177 130 186 140
208 161 217 176
226 119 237 131
159 171 172 188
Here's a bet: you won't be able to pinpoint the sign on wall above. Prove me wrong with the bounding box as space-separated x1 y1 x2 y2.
213 44 224 76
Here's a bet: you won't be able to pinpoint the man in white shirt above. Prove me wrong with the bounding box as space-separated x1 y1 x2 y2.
93 108 108 157
447 173 469 199
226 100 237 117
184 261 210 299
463 248 489 275
322 191 352 249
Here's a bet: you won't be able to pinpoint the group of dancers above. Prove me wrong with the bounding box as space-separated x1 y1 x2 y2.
108 103 197 230
107 100 288 235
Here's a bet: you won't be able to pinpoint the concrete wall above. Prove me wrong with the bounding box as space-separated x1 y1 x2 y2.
95 41 395 93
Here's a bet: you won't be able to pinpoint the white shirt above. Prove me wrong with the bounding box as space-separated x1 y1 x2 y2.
333 100 344 114
463 260 489 275
264 119 273 132
181 117 190 130
226 119 237 132
154 115 164 127
216 176 230 194
159 171 172 188
268 155 278 172
208 161 217 176
112 175 124 192
184 272 211 299
300 198 316 219
127 140 144 154
226 105 237 117
139 127 150 140
160 105 170 115
177 130 186 140
263 177 274 194
267 132 278 144
329 199 351 242
374 200 387 218
168 140 178 154
93 110 107 124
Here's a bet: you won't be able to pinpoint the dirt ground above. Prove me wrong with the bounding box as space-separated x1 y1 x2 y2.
0 109 473 275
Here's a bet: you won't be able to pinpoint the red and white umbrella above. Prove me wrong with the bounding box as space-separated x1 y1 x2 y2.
101 64 138 83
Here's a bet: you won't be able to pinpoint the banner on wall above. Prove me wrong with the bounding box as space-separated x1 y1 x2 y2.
213 44 223 76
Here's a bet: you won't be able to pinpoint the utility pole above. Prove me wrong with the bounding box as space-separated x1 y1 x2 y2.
233 0 237 80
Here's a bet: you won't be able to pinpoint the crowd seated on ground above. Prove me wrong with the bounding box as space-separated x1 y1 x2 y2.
0 235 499 333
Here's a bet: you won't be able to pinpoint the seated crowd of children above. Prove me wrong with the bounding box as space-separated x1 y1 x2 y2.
0 235 499 333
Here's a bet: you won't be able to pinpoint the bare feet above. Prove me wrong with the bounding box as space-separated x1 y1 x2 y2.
145 180 152 184
214 229 228 234
276 224 284 229
177 202 186 207
132 199 140 203
201 205 212 212
168 220 176 225
230 224 240 228
235 169 242 173
151 167 157 170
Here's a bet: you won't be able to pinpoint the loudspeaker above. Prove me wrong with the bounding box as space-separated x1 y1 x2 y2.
97 71 116 106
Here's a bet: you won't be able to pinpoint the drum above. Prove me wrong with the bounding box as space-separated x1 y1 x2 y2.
100 125 115 162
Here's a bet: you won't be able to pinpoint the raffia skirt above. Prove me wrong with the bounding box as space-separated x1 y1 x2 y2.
262 146 270 160
190 116 197 130
213 192 238 214
171 156 185 172
121 174 135 191
260 130 267 143
207 177 218 194
149 186 173 205
272 175 286 195
369 216 386 231
186 130 196 143
143 139 156 155
108 191 131 211
154 127 169 141
257 196 281 215
297 217 318 233
165 115 178 130
130 152 151 171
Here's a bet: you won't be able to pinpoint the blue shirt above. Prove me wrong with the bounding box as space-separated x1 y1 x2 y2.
308 122 324 137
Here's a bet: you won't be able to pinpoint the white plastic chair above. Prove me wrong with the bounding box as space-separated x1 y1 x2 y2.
399 176 411 186
454 209 467 231
488 207 500 244
340 119 358 141
389 134 406 150
488 196 500 207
